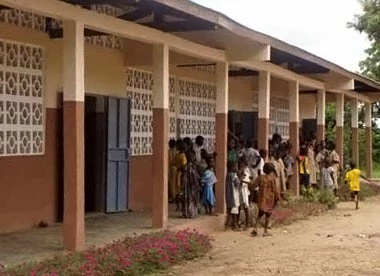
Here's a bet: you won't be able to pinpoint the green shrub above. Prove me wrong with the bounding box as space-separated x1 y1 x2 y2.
317 189 338 209
301 187 337 209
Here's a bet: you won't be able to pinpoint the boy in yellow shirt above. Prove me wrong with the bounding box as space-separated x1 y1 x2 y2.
345 162 371 210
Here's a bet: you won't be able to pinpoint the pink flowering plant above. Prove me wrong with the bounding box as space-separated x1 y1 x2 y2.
1 229 212 276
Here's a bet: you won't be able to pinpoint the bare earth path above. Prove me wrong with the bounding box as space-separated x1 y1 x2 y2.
168 197 380 276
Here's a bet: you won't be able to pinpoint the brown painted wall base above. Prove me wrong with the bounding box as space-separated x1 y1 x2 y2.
63 101 85 251
289 122 299 196
317 125 325 142
366 127 373 178
336 126 344 169
258 118 269 150
352 127 359 167
0 108 62 234
129 155 153 210
151 108 169 228
215 113 227 213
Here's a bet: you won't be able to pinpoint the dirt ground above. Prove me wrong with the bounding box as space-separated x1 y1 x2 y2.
168 197 380 276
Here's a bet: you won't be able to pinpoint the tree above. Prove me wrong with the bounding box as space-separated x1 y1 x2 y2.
348 0 380 81
348 0 380 168
349 0 380 121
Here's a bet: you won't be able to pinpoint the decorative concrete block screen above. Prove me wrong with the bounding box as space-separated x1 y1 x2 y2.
0 8 46 32
126 68 216 156
0 39 44 156
83 5 124 50
178 79 216 153
253 92 290 140
126 68 154 156
270 96 290 140
0 5 123 50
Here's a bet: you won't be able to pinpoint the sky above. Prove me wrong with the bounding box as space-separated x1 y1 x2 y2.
191 0 369 72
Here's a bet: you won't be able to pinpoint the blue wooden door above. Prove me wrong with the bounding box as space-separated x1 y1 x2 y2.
106 97 131 213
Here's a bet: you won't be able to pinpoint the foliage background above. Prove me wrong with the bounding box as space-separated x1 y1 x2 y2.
341 0 380 174
324 102 380 173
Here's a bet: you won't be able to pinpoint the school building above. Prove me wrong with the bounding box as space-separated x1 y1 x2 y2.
0 0 379 251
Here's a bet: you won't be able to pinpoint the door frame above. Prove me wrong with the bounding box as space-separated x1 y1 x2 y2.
104 96 131 213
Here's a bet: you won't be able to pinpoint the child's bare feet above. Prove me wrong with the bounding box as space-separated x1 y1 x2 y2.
263 232 273 237
251 229 258 236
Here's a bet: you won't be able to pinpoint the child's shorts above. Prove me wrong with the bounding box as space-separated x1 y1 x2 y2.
300 174 310 188
350 191 359 198
230 207 239 214
258 209 271 218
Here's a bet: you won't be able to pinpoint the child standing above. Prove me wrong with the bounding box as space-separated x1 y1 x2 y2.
175 139 187 212
315 143 326 188
298 146 310 191
283 143 294 190
250 163 279 237
227 138 238 163
270 149 287 197
201 157 217 215
307 141 317 188
225 161 241 230
168 139 178 203
182 150 200 219
328 142 341 194
258 149 268 176
238 158 252 230
321 158 334 190
345 162 372 210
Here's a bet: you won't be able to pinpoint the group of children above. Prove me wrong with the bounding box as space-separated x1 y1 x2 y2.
226 158 280 236
168 132 370 234
168 136 218 219
225 134 285 236
223 133 372 236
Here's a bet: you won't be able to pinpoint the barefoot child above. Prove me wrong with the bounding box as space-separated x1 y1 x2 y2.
345 162 372 210
175 139 187 212
321 158 335 190
168 139 178 202
238 157 252 230
225 161 241 230
201 157 217 215
298 146 310 191
250 162 279 237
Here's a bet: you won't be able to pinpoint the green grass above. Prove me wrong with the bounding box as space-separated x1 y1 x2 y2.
359 163 380 179
372 165 380 179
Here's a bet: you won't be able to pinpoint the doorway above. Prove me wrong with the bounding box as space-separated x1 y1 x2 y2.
228 110 258 142
85 95 106 213
84 95 132 214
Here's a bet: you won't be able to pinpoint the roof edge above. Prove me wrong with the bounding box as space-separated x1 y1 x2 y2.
152 0 380 91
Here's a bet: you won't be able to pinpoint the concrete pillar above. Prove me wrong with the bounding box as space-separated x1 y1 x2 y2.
152 44 169 228
365 103 373 178
351 98 359 167
62 20 85 251
316 90 326 141
215 62 229 214
289 80 300 196
258 71 270 150
336 94 344 168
